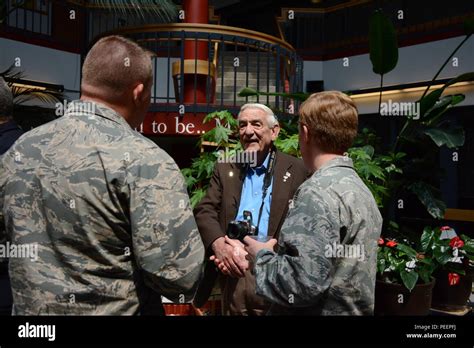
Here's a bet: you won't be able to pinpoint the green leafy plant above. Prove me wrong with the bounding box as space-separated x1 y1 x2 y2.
369 9 398 113
377 233 437 291
347 143 405 208
181 110 240 208
1 65 64 105
365 11 473 220
420 226 474 285
274 118 300 157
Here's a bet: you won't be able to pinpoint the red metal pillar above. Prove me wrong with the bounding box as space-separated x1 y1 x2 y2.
182 0 210 103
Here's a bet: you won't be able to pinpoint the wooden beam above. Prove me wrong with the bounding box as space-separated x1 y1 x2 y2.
444 209 474 223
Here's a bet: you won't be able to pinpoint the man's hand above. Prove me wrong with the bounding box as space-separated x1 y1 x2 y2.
243 236 277 261
210 236 248 278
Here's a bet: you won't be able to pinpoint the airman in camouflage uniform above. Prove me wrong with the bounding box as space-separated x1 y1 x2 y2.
0 36 204 315
252 156 382 315
245 91 383 315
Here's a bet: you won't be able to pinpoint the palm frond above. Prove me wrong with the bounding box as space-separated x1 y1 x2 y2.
11 87 64 105
1 65 64 106
89 0 178 22
0 64 25 81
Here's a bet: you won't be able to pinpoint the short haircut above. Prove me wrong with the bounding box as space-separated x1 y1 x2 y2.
82 35 153 94
299 91 358 154
0 77 13 119
238 103 279 127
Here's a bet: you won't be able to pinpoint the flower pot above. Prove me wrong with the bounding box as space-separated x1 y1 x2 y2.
431 268 473 310
375 279 435 315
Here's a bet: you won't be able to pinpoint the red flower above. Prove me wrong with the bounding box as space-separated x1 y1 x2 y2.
440 226 451 231
386 240 397 248
378 238 384 246
448 273 460 286
449 236 464 249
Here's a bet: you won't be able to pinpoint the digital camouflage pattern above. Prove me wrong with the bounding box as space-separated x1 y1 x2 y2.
254 156 383 315
0 100 204 315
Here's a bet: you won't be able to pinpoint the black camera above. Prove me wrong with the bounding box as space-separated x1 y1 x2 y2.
226 210 257 242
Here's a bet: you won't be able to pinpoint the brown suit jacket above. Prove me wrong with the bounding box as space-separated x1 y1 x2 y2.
193 150 307 314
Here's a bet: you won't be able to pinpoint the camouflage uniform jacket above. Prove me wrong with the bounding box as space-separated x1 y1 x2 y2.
254 156 382 315
0 100 204 315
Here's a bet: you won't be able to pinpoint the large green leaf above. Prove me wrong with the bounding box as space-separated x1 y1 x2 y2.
274 134 300 157
433 246 452 265
396 244 417 258
418 262 436 283
238 87 259 97
420 226 434 252
203 110 237 129
461 234 474 254
444 72 474 88
191 152 217 180
407 182 447 219
419 88 443 118
360 145 375 158
369 10 399 75
419 72 474 117
356 162 385 181
423 127 465 149
377 257 386 274
190 188 207 208
181 168 197 189
425 94 465 126
400 270 419 291
201 125 234 146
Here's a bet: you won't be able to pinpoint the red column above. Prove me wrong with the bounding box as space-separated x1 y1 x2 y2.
182 0 210 103
183 0 208 61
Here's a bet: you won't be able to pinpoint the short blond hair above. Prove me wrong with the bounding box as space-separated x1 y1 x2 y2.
299 91 358 154
82 35 153 94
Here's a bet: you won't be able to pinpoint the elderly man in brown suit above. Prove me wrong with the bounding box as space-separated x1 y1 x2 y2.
193 103 307 315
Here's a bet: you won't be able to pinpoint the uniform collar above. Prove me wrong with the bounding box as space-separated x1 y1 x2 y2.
317 155 354 173
66 100 132 130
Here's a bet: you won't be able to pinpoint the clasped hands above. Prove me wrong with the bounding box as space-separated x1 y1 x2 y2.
210 235 277 278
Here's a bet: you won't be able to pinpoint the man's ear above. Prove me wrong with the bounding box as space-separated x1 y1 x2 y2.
132 83 145 105
271 123 281 141
301 124 310 144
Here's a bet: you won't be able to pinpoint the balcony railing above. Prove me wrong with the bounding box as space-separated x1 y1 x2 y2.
106 23 304 116
3 0 52 36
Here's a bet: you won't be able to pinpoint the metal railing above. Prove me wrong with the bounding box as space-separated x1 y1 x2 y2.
3 0 52 36
106 23 304 116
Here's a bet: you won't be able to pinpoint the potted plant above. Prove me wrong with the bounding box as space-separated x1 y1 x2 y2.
421 226 474 311
375 231 437 315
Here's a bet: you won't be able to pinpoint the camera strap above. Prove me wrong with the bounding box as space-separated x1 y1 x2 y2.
255 148 276 235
